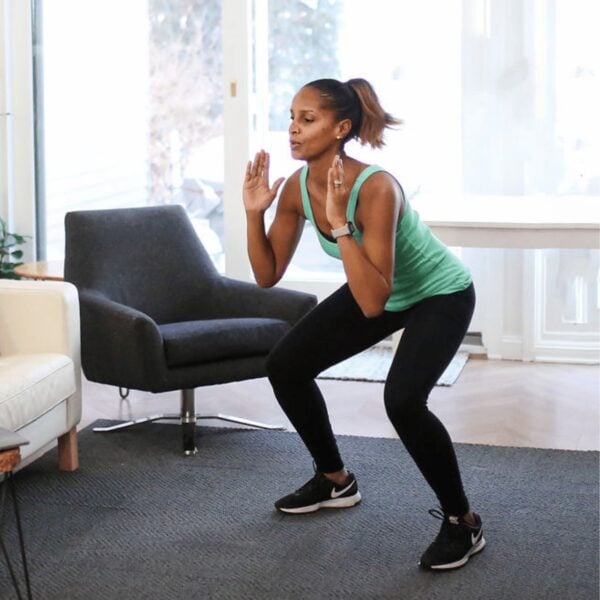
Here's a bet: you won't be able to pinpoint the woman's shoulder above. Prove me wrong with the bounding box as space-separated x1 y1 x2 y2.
280 166 304 192
357 166 402 198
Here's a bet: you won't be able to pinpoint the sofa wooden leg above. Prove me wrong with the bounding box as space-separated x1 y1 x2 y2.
57 427 79 471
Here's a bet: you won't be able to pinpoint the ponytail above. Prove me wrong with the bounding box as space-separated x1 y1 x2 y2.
304 77 401 149
346 78 402 149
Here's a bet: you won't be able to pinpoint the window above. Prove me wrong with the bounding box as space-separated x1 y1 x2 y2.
31 0 600 284
35 0 225 269
264 0 599 279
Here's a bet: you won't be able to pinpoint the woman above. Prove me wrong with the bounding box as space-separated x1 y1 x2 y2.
243 78 485 571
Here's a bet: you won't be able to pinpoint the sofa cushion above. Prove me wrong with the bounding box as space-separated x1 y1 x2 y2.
159 318 291 367
0 354 76 432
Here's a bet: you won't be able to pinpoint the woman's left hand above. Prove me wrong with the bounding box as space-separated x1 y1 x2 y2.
326 155 348 229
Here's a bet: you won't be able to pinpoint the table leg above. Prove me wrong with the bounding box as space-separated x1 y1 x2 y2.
0 472 33 600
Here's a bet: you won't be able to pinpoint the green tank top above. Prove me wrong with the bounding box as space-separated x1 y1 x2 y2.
300 164 472 312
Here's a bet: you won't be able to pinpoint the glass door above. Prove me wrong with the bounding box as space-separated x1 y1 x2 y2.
34 0 225 270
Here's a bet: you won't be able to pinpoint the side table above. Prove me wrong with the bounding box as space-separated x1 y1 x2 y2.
13 260 64 281
0 428 32 600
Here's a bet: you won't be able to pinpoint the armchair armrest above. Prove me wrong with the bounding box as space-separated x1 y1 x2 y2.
216 278 317 325
78 290 168 390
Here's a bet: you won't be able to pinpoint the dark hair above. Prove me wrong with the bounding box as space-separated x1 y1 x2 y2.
303 78 402 149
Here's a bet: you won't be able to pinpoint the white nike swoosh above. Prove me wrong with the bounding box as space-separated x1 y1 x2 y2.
471 529 483 545
331 479 355 499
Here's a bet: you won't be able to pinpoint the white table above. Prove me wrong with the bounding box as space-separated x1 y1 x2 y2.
415 195 600 249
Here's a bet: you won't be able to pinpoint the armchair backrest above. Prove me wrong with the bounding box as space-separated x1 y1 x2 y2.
64 205 221 324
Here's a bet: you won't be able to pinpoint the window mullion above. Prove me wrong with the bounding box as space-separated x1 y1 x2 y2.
222 0 255 281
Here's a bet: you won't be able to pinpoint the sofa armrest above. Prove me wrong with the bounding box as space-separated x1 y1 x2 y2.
0 280 80 366
0 280 82 431
216 278 317 325
78 290 168 389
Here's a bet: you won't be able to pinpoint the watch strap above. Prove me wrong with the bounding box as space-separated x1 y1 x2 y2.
331 222 355 240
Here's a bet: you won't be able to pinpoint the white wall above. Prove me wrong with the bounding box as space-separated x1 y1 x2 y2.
0 0 36 258
466 248 599 364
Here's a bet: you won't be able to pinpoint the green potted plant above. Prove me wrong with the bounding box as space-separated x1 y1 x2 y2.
0 217 27 279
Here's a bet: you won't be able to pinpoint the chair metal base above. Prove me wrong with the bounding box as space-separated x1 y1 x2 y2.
93 389 285 455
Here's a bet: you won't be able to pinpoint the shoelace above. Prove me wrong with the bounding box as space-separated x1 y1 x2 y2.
428 507 461 525
428 507 445 521
427 507 461 547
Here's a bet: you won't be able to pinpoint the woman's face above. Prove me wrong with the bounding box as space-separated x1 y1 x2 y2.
289 86 341 161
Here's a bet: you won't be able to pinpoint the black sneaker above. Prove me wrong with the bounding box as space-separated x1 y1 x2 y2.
274 471 361 514
419 508 486 570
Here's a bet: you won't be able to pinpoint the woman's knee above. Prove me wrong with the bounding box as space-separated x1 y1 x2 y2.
266 330 325 386
265 345 288 383
265 342 309 386
383 383 425 429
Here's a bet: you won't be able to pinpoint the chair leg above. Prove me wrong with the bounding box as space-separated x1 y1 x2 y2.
92 386 286 456
196 414 286 430
93 414 181 432
180 389 286 456
181 389 198 457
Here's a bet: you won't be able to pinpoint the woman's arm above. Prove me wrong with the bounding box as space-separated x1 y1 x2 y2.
244 151 304 287
327 158 402 317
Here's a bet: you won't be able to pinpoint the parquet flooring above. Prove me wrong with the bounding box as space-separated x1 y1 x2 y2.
81 358 600 451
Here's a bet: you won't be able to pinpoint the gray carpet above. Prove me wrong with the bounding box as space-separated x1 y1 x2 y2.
1 423 598 600
318 348 470 385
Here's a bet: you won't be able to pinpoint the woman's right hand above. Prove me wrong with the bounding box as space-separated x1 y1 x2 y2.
243 150 285 214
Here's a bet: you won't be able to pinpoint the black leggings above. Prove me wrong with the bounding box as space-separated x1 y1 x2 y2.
265 283 475 516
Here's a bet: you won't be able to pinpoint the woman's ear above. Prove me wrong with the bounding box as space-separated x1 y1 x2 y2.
336 119 352 139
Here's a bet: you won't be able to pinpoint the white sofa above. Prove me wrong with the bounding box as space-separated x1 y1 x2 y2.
0 280 81 470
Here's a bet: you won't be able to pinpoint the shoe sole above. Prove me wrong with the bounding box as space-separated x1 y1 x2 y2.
423 536 486 571
276 491 362 514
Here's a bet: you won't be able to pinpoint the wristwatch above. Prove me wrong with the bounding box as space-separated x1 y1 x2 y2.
331 221 356 240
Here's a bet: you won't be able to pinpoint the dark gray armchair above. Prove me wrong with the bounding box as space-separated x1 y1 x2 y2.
64 205 317 455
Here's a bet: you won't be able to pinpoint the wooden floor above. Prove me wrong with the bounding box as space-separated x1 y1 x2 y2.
81 358 600 452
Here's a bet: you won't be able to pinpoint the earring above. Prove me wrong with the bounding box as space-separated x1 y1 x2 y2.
336 135 342 140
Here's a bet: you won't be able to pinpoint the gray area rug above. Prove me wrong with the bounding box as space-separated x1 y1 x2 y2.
2 423 598 600
319 348 469 385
